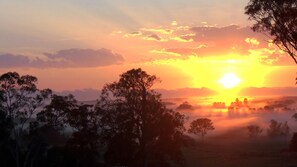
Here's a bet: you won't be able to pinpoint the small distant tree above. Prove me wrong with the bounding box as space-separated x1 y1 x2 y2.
292 113 297 121
267 119 290 137
281 121 290 136
267 120 282 136
247 125 263 137
188 118 214 140
176 101 193 110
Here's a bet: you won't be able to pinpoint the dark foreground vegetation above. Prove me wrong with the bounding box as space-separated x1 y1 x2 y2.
0 69 189 167
1 69 297 167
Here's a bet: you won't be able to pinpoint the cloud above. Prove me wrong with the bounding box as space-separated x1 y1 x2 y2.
245 38 260 46
170 36 193 42
239 87 297 96
150 48 181 57
140 28 174 35
190 25 265 50
156 87 217 98
0 48 124 68
142 34 167 42
119 23 295 65
124 31 142 37
171 21 178 26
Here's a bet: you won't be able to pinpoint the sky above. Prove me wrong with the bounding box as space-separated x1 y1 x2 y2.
0 0 296 95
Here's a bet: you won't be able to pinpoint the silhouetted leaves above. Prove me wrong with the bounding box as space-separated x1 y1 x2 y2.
245 0 297 63
247 125 263 137
0 72 52 167
188 118 214 140
267 119 290 137
97 68 186 167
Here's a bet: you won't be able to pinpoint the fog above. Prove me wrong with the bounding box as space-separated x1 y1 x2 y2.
164 96 297 137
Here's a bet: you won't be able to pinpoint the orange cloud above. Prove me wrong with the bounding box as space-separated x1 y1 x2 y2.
140 28 174 35
170 36 193 42
150 48 181 57
245 38 260 46
124 31 142 37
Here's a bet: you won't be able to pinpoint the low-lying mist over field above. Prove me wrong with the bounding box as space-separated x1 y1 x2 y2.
164 96 297 137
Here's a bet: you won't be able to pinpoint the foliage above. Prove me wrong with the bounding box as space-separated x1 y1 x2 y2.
37 94 77 131
247 125 263 137
245 0 297 64
267 119 290 137
96 68 186 167
38 94 103 166
292 113 297 121
188 118 214 139
176 101 193 110
0 72 52 167
289 132 297 152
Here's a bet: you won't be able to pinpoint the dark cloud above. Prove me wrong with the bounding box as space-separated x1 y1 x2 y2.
0 54 34 68
0 48 124 68
147 34 162 41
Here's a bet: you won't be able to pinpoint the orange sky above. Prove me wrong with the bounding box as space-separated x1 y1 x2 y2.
0 0 296 94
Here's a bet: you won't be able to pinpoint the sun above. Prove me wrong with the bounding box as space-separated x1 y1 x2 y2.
219 73 241 89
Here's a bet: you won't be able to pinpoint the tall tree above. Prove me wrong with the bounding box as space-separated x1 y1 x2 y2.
96 68 186 167
0 72 52 167
245 0 297 64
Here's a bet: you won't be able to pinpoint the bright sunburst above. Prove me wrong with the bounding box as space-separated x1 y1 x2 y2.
219 73 241 89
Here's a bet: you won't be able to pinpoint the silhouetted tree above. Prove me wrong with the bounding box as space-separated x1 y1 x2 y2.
245 0 297 64
267 119 290 137
289 133 297 152
247 125 263 137
96 68 186 167
37 94 77 131
0 72 52 167
66 104 102 167
188 118 214 140
0 104 14 166
38 94 103 167
292 113 297 121
176 101 193 110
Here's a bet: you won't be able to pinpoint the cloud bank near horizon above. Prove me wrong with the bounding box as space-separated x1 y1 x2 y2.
56 87 297 101
0 48 124 68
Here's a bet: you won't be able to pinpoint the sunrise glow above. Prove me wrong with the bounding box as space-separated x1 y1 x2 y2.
219 73 241 89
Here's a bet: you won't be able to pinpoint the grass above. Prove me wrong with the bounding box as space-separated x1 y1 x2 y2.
181 129 297 167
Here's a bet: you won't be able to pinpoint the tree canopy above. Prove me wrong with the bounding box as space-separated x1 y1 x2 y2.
96 68 186 167
0 72 52 167
188 118 214 140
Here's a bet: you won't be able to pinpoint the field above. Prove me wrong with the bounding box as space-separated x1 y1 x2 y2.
164 96 297 167
183 132 297 167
